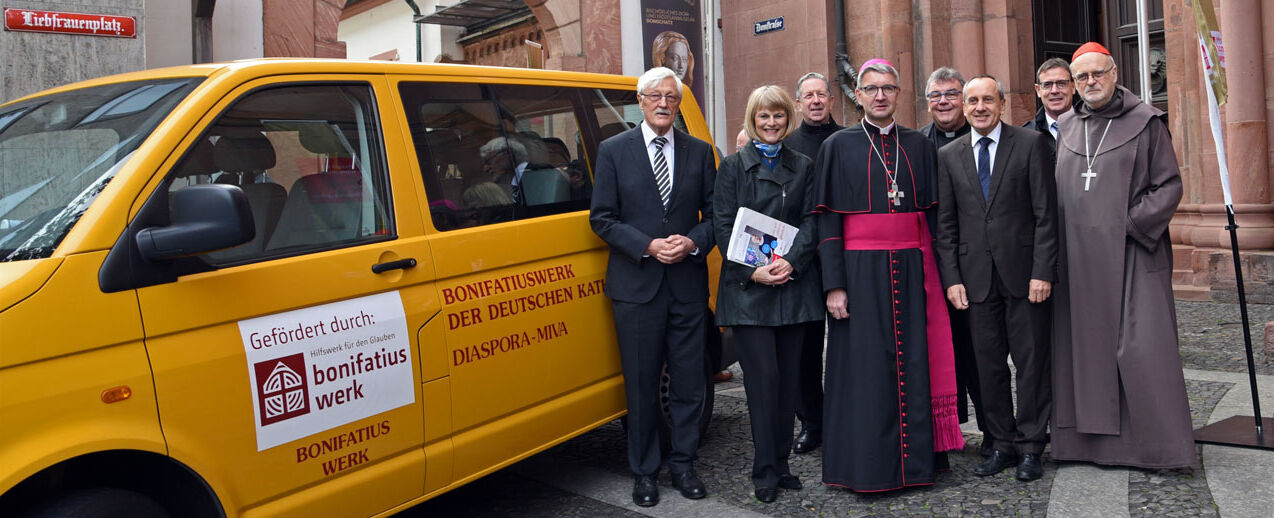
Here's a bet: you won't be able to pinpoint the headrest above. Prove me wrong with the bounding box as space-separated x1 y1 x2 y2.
213 135 277 172
298 126 351 156
174 137 218 177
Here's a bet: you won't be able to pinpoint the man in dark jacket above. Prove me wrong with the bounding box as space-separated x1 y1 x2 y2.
783 71 842 454
918 66 992 457
590 66 716 507
1023 57 1076 158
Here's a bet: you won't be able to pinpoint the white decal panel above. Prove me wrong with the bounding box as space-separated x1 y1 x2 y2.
240 291 414 451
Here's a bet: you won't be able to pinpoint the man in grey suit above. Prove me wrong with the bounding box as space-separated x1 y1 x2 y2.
589 67 716 507
934 75 1058 482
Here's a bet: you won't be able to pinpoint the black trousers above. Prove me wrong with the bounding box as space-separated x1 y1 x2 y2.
967 271 1052 455
795 319 826 433
612 280 707 477
948 304 989 433
735 324 804 488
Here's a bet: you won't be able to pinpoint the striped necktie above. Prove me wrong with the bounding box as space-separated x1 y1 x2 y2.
652 136 671 208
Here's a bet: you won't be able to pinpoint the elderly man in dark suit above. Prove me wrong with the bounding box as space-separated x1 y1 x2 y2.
934 75 1058 482
589 66 716 507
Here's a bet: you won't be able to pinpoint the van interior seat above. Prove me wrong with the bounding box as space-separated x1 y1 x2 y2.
205 134 286 259
266 170 365 251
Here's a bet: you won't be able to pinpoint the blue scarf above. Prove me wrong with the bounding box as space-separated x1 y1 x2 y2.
752 141 782 170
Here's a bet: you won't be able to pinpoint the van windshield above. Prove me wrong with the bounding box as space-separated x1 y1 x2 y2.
0 77 201 262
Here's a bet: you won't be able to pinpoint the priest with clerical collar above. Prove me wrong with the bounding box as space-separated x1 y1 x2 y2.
811 58 964 493
782 71 844 457
918 67 972 151
1050 41 1194 469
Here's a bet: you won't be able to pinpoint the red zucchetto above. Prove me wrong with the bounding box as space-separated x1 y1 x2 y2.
1072 42 1111 61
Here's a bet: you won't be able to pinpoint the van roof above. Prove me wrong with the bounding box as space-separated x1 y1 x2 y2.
4 58 643 107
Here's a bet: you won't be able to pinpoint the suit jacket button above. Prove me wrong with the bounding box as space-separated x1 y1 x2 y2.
662 217 670 223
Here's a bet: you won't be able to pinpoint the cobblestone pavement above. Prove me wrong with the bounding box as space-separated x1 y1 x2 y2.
401 300 1267 517
1177 300 1274 375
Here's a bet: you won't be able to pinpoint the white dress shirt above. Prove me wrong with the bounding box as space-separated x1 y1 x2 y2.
972 122 1003 175
640 121 675 191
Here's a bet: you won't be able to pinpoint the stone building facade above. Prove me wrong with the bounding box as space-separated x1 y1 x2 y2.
1 0 346 102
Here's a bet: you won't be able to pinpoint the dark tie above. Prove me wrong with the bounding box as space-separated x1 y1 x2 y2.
977 136 992 201
652 136 671 208
511 181 522 205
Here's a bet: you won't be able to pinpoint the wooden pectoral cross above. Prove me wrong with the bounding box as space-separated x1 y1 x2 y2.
888 183 906 206
1082 168 1097 191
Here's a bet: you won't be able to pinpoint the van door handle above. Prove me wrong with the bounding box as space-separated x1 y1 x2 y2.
371 258 417 274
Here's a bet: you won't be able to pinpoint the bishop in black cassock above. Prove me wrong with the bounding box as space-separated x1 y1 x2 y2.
812 59 964 492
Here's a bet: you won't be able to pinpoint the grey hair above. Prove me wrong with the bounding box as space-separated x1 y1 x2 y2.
859 62 899 82
1035 57 1071 80
926 67 965 91
795 72 830 98
637 67 684 95
479 136 528 164
963 74 1007 100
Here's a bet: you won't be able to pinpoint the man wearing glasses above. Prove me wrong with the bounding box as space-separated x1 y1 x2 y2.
919 67 972 150
590 67 717 506
1024 57 1077 157
917 67 991 461
811 59 964 492
1050 42 1194 469
782 71 843 456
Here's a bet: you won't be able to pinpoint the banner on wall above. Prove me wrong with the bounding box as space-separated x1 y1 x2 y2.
640 0 704 106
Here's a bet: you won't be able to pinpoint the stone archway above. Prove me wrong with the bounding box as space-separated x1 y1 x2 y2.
525 0 621 74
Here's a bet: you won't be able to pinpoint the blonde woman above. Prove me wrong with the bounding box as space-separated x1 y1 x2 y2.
712 85 821 503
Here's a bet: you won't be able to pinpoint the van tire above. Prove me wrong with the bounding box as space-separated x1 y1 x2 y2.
28 488 169 518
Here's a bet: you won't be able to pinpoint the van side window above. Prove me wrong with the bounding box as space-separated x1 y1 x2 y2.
165 83 392 265
587 88 689 145
398 82 588 232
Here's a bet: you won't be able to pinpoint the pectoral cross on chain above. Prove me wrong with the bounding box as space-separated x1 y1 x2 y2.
887 181 905 206
1081 168 1097 191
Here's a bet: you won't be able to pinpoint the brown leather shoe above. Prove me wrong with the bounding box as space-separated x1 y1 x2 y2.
712 370 733 382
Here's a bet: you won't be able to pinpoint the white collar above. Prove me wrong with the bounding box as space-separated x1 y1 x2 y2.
1045 113 1060 128
640 121 674 145
971 121 1003 147
863 118 896 135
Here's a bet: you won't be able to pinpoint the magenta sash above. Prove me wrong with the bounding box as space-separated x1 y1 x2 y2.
842 212 965 453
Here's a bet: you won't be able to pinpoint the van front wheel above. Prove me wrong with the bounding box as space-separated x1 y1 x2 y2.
28 489 168 518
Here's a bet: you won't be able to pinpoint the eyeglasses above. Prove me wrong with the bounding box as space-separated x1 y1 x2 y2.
641 92 681 104
858 84 900 97
1073 66 1113 84
801 91 831 101
1036 79 1072 90
925 89 960 102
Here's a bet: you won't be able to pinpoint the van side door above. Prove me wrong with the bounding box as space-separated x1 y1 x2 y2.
127 76 437 516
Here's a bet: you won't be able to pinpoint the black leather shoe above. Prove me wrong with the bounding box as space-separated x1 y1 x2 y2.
1016 453 1044 481
754 487 778 503
671 470 707 499
793 428 821 454
632 475 659 507
972 449 1019 477
979 436 996 458
778 474 802 490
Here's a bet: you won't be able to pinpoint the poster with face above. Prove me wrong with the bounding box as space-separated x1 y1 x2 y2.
641 1 704 106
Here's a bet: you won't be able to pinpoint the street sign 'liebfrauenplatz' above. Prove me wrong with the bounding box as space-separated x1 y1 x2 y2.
4 8 136 38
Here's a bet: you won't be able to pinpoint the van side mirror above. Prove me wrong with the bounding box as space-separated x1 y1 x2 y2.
136 184 255 261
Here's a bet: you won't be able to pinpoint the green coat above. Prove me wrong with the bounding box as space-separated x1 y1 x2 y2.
712 144 823 327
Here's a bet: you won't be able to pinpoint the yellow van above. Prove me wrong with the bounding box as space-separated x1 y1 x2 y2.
0 59 724 517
